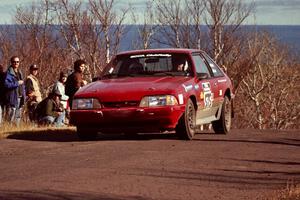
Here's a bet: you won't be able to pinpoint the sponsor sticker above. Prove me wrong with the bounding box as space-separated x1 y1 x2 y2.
178 94 184 105
218 79 227 83
202 82 211 92
204 91 213 108
202 82 214 108
182 84 193 92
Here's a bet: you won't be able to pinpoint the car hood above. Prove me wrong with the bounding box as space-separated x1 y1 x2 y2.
75 76 193 102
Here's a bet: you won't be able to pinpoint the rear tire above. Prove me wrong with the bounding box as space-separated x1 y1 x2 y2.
212 96 231 134
176 99 196 140
77 126 98 141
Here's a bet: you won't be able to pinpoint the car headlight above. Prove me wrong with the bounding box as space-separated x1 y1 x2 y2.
72 98 101 110
139 95 178 107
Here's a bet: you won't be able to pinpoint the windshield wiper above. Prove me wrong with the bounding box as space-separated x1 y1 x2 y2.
101 73 119 79
151 72 175 76
102 73 138 79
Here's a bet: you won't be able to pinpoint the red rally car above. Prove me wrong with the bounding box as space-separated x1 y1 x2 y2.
70 49 234 140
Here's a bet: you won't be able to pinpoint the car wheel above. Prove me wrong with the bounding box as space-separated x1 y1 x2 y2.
176 99 196 140
77 126 98 141
212 96 231 134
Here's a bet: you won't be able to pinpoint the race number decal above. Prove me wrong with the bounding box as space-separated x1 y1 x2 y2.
202 82 213 108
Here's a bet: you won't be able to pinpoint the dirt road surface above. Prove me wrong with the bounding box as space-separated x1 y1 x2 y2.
0 129 299 200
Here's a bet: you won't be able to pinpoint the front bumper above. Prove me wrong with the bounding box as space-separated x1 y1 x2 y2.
70 105 185 133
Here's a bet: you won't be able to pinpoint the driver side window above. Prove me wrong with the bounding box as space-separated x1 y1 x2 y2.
192 55 211 77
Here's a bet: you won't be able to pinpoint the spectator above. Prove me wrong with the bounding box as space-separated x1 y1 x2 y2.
4 56 25 126
52 71 69 123
0 64 7 126
36 90 64 127
25 64 42 121
65 59 87 107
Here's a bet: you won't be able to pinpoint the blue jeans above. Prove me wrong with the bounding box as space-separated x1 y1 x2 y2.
39 112 65 127
6 98 23 127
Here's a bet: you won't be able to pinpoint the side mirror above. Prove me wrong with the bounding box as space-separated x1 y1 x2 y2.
197 73 208 80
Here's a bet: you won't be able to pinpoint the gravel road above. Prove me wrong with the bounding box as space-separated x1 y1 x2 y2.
0 129 299 200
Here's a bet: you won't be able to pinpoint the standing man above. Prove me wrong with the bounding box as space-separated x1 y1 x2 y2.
65 59 87 108
0 64 7 126
4 56 25 126
25 64 42 121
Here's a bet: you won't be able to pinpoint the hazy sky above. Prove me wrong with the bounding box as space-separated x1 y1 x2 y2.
0 0 299 25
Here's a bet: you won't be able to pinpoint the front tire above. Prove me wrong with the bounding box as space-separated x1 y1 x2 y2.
212 96 232 134
176 99 196 140
77 126 98 141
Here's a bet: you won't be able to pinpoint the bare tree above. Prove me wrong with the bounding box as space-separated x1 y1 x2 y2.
12 0 67 95
0 26 15 63
4 0 130 85
51 0 118 78
153 0 205 49
236 32 300 129
131 0 156 49
154 0 182 48
89 0 129 63
204 0 253 72
52 0 85 59
184 0 205 49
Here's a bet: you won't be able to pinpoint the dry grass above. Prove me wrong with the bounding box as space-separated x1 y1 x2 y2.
276 182 300 200
266 181 300 200
0 122 76 140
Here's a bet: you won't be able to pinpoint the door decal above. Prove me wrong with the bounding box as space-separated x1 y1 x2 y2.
202 82 213 108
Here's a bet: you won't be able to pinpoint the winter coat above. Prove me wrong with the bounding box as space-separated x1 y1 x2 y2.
26 74 42 103
37 97 62 119
0 71 6 105
4 66 26 107
52 81 69 109
65 71 84 98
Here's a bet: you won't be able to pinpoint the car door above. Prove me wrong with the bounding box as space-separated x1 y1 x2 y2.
191 53 217 124
201 52 227 113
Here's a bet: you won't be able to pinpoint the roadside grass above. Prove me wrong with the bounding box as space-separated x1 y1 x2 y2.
269 182 300 200
0 122 76 140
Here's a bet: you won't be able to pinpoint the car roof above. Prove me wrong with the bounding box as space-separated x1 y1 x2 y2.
117 48 203 56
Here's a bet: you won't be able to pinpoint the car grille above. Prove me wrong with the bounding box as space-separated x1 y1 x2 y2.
102 101 140 108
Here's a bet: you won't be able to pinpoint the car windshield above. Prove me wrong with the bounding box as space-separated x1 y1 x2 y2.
101 53 192 78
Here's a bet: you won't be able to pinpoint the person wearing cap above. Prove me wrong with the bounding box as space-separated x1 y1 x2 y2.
36 90 64 127
25 64 42 121
4 56 25 126
52 71 69 123
65 59 88 107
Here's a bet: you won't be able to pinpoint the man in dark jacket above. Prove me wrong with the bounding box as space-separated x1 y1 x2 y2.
65 59 87 107
0 64 7 126
37 90 64 127
4 56 25 126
